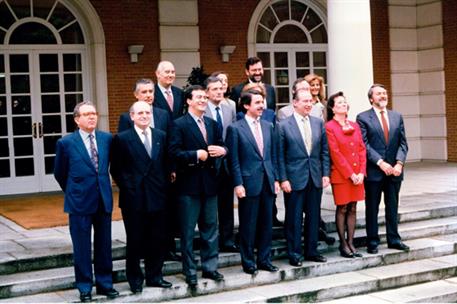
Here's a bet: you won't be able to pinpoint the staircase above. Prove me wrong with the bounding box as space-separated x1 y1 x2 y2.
1 188 456 303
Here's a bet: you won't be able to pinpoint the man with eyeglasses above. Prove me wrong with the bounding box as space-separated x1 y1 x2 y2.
54 101 118 302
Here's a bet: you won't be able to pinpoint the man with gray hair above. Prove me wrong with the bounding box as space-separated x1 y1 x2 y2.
154 61 185 119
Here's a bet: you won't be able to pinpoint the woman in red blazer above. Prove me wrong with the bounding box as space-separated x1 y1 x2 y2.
325 92 367 258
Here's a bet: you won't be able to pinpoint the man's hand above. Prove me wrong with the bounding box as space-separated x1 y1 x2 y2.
280 180 292 193
322 176 330 188
235 185 246 199
208 145 226 157
274 181 280 194
392 163 403 176
379 160 393 176
197 149 208 161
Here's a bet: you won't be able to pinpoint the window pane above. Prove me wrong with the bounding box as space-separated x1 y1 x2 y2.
15 158 34 176
12 116 32 135
43 115 61 134
274 25 307 43
0 30 5 44
34 0 56 19
0 78 4 94
10 54 29 73
275 70 289 86
0 1 16 29
0 55 4 72
296 69 310 78
9 22 57 44
257 52 270 68
11 75 30 93
303 8 321 31
259 7 278 30
291 1 307 22
0 159 10 178
49 2 75 30
40 54 58 72
0 138 8 157
0 117 7 136
44 135 60 154
277 87 289 105
314 52 326 67
11 0 31 19
262 70 272 84
66 114 76 132
271 1 289 22
14 137 33 156
64 74 83 92
60 22 85 44
310 25 327 43
42 94 61 113
0 96 6 114
45 156 55 174
256 26 271 43
65 94 83 112
63 54 82 71
314 69 327 81
274 52 288 68
12 96 31 114
40 74 59 93
296 52 310 68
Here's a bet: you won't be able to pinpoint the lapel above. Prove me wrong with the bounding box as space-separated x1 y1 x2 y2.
240 118 262 157
127 128 151 163
171 86 181 115
185 114 207 147
369 108 388 144
94 130 107 172
387 109 396 144
309 116 319 154
149 128 160 161
260 120 270 156
73 130 97 172
288 116 308 156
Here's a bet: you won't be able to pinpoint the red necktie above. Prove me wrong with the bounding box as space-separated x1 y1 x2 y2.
165 90 174 111
253 120 263 157
380 110 389 144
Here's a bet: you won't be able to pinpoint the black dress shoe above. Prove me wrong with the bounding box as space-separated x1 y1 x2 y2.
220 244 239 252
352 251 363 257
339 246 354 258
202 271 224 281
79 291 92 302
243 266 258 275
186 275 198 287
367 246 378 254
96 287 119 299
258 263 279 272
305 255 327 263
289 259 303 267
165 251 182 261
388 242 410 251
130 286 143 294
146 279 172 288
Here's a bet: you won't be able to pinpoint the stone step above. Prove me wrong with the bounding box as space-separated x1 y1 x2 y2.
2 194 456 277
165 254 457 303
1 234 456 302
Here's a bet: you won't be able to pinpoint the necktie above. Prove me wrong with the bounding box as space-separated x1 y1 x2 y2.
143 130 152 157
215 106 223 135
88 134 98 172
197 118 207 143
303 117 312 154
165 90 174 111
253 120 263 157
380 110 389 144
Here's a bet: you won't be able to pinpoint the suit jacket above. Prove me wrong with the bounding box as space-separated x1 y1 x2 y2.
230 81 276 111
325 119 366 184
54 130 113 215
204 101 236 140
356 108 408 182
277 104 293 122
117 106 170 134
154 84 184 119
169 113 226 196
277 115 330 190
226 118 277 196
110 127 168 212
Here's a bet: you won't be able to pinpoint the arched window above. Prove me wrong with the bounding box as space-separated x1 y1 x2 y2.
251 0 328 107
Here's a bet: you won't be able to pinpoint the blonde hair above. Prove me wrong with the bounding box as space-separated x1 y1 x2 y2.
305 73 326 101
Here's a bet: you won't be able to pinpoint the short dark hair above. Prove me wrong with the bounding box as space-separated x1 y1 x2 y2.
239 90 261 113
245 56 262 70
73 101 96 117
292 77 306 94
326 91 345 121
133 78 154 92
184 84 205 101
367 83 385 101
204 76 222 89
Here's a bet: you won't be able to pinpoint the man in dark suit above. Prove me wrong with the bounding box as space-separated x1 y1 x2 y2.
226 89 280 275
169 85 227 287
277 90 330 265
154 61 185 119
356 84 409 254
117 78 170 133
111 101 172 293
54 101 118 302
230 56 276 111
204 76 237 252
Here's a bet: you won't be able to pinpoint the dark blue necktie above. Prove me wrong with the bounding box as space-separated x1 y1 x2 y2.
215 106 223 135
88 134 98 172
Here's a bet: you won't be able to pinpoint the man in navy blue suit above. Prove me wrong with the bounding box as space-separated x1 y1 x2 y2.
154 61 185 119
230 56 276 111
277 90 330 265
111 101 172 293
356 84 409 254
169 85 227 287
226 89 280 275
117 78 170 133
54 101 118 302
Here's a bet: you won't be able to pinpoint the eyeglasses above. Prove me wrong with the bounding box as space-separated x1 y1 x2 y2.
78 112 98 117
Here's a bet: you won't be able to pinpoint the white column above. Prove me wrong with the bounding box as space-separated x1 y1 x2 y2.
327 0 374 120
